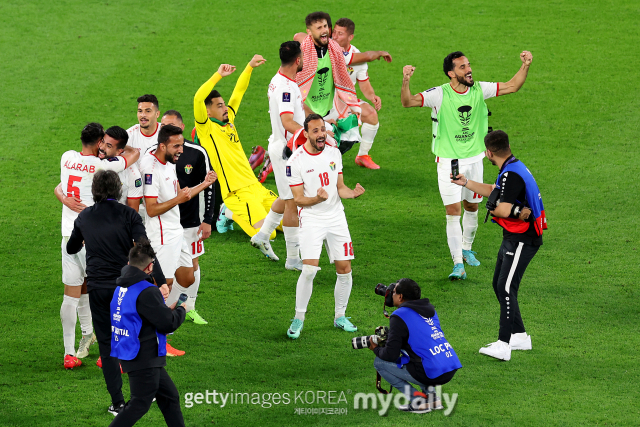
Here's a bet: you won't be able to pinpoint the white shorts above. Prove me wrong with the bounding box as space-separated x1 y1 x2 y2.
183 226 205 259
268 137 293 200
299 216 354 262
61 237 86 287
154 235 192 280
437 159 484 206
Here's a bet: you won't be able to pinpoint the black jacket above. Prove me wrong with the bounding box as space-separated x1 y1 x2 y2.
374 298 436 385
66 200 166 290
115 265 186 372
176 140 218 228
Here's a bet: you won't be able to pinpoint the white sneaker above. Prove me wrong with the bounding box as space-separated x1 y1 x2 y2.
250 235 279 261
76 332 96 358
510 333 532 350
479 340 511 361
285 258 303 271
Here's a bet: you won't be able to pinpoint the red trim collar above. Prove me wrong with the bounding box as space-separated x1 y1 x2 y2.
141 122 160 138
278 71 297 83
450 82 469 94
303 144 323 156
152 150 167 165
80 152 96 157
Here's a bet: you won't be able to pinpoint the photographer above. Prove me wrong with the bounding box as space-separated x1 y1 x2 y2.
109 239 186 427
452 130 547 361
369 279 462 413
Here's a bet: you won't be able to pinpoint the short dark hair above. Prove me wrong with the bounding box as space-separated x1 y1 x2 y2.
158 124 183 144
105 126 129 150
484 130 511 156
92 169 122 203
304 113 324 131
129 236 156 270
443 51 465 77
163 109 183 123
204 90 222 107
335 18 355 35
137 94 159 109
280 41 302 66
80 122 105 146
305 11 331 29
395 278 421 301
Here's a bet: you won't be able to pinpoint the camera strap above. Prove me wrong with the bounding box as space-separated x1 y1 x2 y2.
376 372 393 395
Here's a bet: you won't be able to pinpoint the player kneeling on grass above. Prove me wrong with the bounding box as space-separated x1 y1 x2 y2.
109 238 186 427
286 114 365 339
368 278 461 414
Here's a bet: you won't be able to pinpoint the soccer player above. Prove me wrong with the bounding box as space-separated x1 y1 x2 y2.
332 18 383 170
56 122 139 368
139 125 216 352
161 110 216 324
401 51 533 280
127 94 163 154
97 126 143 212
193 55 282 257
251 41 305 270
285 114 365 339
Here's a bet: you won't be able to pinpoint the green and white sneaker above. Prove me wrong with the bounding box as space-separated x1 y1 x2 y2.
76 332 96 358
334 316 357 332
449 263 467 281
186 310 208 325
287 318 303 339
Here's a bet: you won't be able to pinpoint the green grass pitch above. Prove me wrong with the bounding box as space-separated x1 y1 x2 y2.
1 0 639 425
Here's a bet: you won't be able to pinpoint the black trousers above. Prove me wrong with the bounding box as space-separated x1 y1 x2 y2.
89 287 124 406
110 367 185 427
492 239 539 343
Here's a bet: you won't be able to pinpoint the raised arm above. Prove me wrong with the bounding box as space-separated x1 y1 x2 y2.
194 68 226 124
336 174 365 199
228 55 266 114
120 146 139 167
498 51 533 96
350 50 392 65
400 65 423 108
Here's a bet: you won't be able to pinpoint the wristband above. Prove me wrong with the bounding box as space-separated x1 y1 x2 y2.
510 204 523 219
463 178 469 187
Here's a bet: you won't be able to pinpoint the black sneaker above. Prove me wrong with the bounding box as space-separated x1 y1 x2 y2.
108 401 126 416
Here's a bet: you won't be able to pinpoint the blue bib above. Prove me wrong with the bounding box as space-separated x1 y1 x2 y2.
110 280 167 360
393 307 462 379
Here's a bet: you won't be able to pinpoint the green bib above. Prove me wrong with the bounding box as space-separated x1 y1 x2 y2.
305 54 334 116
432 83 488 159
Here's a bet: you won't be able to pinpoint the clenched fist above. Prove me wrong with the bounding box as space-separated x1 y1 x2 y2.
316 187 328 202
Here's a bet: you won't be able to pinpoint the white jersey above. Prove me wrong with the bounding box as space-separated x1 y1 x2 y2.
268 72 305 144
60 151 127 236
117 163 143 205
343 45 369 87
126 123 162 158
287 144 344 221
139 148 182 244
420 82 498 165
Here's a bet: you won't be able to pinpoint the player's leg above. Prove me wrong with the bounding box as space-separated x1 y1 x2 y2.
60 238 84 368
180 227 206 321
283 199 302 270
461 159 484 266
251 185 283 260
287 225 324 339
355 102 381 169
327 220 357 332
438 162 466 280
76 280 96 358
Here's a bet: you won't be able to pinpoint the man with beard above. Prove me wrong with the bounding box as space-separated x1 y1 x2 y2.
194 55 283 249
139 125 216 355
127 94 162 155
285 114 365 339
401 51 533 281
251 41 305 270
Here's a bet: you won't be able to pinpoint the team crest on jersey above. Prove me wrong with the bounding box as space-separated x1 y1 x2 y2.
135 178 142 188
145 174 152 185
347 67 354 74
184 164 193 174
329 161 336 171
283 92 291 102
286 166 291 177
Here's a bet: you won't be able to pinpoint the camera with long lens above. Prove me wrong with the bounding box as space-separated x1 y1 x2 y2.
374 282 397 308
352 326 389 349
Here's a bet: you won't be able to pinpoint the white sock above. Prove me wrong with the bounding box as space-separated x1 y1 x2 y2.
334 271 353 319
255 209 283 241
224 206 234 221
61 295 79 356
186 269 201 312
77 294 93 336
462 210 478 251
283 226 300 261
166 282 188 307
358 123 379 156
446 215 463 265
295 264 320 320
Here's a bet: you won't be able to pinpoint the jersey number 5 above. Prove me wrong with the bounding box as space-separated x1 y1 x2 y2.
318 172 329 186
67 175 82 198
